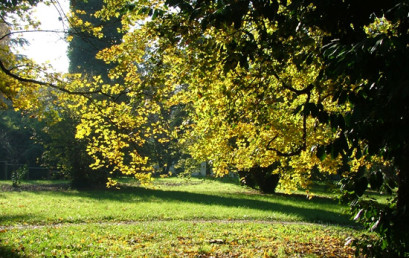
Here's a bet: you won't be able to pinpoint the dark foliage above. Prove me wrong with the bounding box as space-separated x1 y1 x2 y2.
68 0 122 82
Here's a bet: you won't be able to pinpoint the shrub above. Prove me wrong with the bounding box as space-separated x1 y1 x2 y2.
11 165 28 187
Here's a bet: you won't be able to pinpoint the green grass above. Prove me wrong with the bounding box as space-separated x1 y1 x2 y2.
0 177 373 257
1 221 361 257
0 177 352 226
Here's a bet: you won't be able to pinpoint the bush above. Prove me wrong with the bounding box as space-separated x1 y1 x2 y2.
11 165 28 187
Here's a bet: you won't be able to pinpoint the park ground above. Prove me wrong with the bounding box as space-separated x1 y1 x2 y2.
0 177 377 257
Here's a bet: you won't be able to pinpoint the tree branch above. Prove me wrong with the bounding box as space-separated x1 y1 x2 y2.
266 92 310 157
0 29 67 41
0 58 103 96
271 68 314 95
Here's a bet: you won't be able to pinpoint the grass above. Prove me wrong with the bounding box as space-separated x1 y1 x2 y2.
0 177 352 226
0 177 374 257
1 221 361 257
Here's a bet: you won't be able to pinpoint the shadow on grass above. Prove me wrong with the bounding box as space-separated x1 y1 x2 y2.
0 215 33 225
188 176 240 184
0 216 26 257
43 185 354 226
0 246 22 258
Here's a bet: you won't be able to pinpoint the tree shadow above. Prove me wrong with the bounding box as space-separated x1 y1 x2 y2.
0 182 70 192
48 185 355 226
0 246 22 258
0 215 33 225
0 215 28 258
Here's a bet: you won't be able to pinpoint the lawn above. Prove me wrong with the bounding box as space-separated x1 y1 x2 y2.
0 177 371 257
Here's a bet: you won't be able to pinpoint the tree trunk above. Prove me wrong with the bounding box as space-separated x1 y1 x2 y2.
397 171 409 219
238 164 280 193
396 147 409 221
393 147 409 253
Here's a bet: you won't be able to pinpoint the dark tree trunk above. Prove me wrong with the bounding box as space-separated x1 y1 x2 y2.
396 147 409 220
162 160 171 175
396 168 409 220
252 166 280 194
391 147 409 253
238 164 280 193
238 170 256 188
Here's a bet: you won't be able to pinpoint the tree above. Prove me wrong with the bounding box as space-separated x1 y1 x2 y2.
59 0 125 188
35 110 110 187
0 107 44 168
68 0 122 82
159 0 409 254
87 0 346 193
309 1 409 254
93 0 408 254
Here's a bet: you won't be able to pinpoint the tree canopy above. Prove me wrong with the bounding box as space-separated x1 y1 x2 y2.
79 0 409 253
1 0 408 254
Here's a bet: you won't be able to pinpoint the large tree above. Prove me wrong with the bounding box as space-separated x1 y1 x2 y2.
59 0 124 188
91 0 408 254
68 0 122 81
163 0 409 254
84 0 345 192
312 1 409 254
0 0 114 188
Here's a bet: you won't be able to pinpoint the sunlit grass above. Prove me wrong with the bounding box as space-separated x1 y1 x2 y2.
0 177 352 226
0 177 378 257
1 221 362 257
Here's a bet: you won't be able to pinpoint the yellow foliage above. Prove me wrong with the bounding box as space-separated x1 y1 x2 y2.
2 0 383 191
364 16 397 37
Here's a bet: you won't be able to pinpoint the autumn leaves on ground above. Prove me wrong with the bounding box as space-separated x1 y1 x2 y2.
0 177 369 257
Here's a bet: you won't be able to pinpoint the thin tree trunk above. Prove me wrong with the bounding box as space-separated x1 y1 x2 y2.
397 163 409 220
393 147 409 253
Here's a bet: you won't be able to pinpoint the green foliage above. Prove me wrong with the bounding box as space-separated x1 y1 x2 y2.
338 160 407 256
36 112 109 188
317 2 409 254
339 163 407 256
0 108 44 166
11 164 28 187
0 0 40 9
349 200 409 257
68 0 122 82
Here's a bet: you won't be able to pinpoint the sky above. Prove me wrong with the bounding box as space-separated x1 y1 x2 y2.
19 0 70 73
